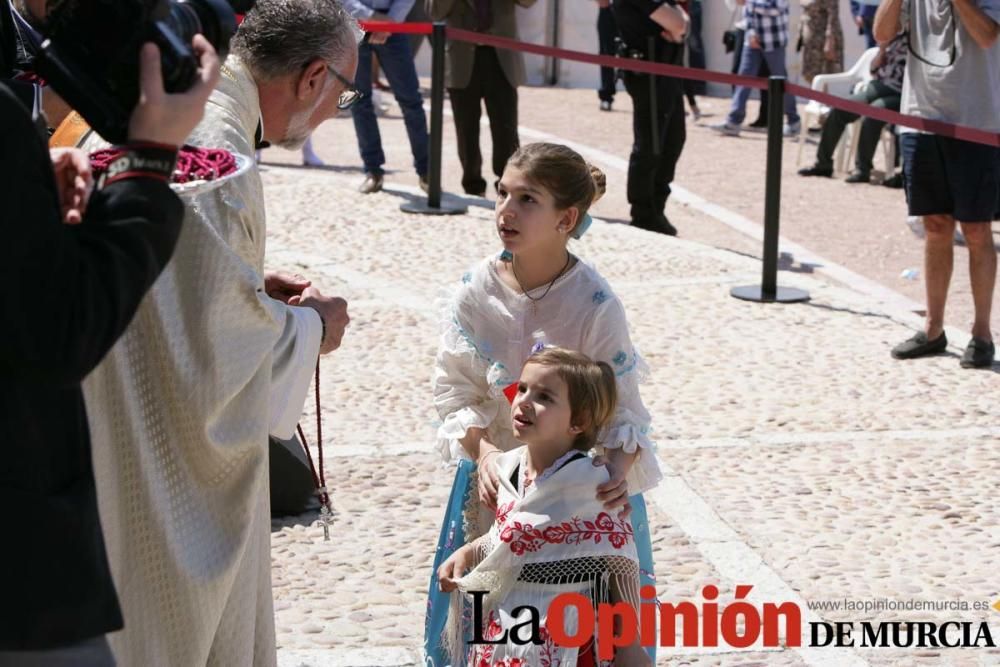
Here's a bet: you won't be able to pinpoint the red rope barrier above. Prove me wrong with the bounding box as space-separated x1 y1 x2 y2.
359 19 433 35
445 27 768 91
356 20 1000 149
786 83 1000 148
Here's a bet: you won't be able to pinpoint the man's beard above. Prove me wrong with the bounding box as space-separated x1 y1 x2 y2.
275 104 316 150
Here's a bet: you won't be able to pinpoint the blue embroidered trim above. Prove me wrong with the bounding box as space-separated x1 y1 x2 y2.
490 362 513 387
592 290 609 305
452 316 493 364
461 272 472 284
612 349 639 377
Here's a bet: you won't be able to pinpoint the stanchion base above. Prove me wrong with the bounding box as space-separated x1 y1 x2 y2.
400 197 467 215
730 285 810 303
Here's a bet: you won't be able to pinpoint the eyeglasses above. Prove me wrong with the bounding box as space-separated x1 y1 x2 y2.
326 65 361 110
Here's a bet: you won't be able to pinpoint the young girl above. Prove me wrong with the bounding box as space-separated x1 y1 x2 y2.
438 348 651 667
426 142 662 666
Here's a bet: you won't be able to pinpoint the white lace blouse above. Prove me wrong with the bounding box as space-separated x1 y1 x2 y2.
433 254 662 494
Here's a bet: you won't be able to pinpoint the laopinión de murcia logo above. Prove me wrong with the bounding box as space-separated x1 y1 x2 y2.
466 585 1000 659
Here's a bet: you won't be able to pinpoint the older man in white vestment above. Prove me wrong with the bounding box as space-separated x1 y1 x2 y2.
81 2 359 665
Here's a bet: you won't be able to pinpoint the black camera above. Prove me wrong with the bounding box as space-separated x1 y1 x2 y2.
33 0 249 143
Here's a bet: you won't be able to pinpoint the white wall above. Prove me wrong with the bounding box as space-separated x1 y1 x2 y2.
416 1 872 95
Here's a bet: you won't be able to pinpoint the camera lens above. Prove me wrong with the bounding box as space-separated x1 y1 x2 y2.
157 0 237 92
172 0 238 58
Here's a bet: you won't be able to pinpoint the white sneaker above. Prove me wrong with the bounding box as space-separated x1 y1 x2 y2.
710 121 741 137
906 216 926 239
783 120 802 137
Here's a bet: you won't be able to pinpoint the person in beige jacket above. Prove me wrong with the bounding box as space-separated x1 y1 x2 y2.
427 0 535 196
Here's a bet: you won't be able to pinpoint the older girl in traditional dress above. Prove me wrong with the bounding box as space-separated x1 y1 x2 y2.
424 143 662 666
438 348 651 667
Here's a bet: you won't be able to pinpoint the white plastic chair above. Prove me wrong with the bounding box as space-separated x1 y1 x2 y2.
796 47 878 167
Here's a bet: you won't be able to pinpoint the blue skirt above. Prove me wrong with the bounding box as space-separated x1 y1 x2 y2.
423 460 658 666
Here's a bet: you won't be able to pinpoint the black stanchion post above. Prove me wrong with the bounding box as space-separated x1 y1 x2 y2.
731 76 809 304
647 36 660 157
401 22 467 216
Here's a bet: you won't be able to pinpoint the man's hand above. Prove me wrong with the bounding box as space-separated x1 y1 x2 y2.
596 0 610 7
367 11 392 44
650 4 688 39
265 271 311 304
749 33 762 50
50 148 92 225
594 447 639 519
854 15 865 29
297 287 349 355
128 34 221 147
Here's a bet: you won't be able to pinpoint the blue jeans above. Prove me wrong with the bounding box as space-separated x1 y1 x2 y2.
727 44 799 126
352 33 429 176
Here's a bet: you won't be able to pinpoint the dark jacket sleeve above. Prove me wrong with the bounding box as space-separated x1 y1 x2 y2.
0 84 185 384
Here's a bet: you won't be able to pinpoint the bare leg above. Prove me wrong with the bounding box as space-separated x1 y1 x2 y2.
961 221 997 340
923 214 956 339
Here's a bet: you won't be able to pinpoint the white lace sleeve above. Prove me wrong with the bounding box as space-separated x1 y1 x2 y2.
584 295 663 494
433 283 502 464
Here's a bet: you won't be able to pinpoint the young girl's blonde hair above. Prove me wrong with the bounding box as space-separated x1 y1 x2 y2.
523 347 617 452
506 143 607 236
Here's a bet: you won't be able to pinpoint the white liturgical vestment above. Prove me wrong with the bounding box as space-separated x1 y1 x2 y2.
83 57 321 666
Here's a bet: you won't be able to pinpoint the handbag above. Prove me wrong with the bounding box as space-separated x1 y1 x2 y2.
723 29 738 53
721 1 740 53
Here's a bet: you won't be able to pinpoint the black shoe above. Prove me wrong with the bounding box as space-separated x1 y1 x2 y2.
463 182 487 197
883 172 904 189
632 216 677 236
844 170 871 184
798 165 833 178
358 173 384 194
891 331 948 360
748 118 767 129
960 337 995 368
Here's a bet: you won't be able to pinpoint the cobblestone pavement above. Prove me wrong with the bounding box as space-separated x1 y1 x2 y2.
259 87 1000 667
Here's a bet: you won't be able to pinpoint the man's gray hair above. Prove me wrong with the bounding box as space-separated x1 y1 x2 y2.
233 0 359 80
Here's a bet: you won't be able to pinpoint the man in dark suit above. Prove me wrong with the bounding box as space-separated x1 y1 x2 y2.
613 0 689 236
0 3 220 661
427 0 535 197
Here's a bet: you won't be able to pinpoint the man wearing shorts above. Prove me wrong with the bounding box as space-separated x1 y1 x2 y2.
876 0 1000 368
